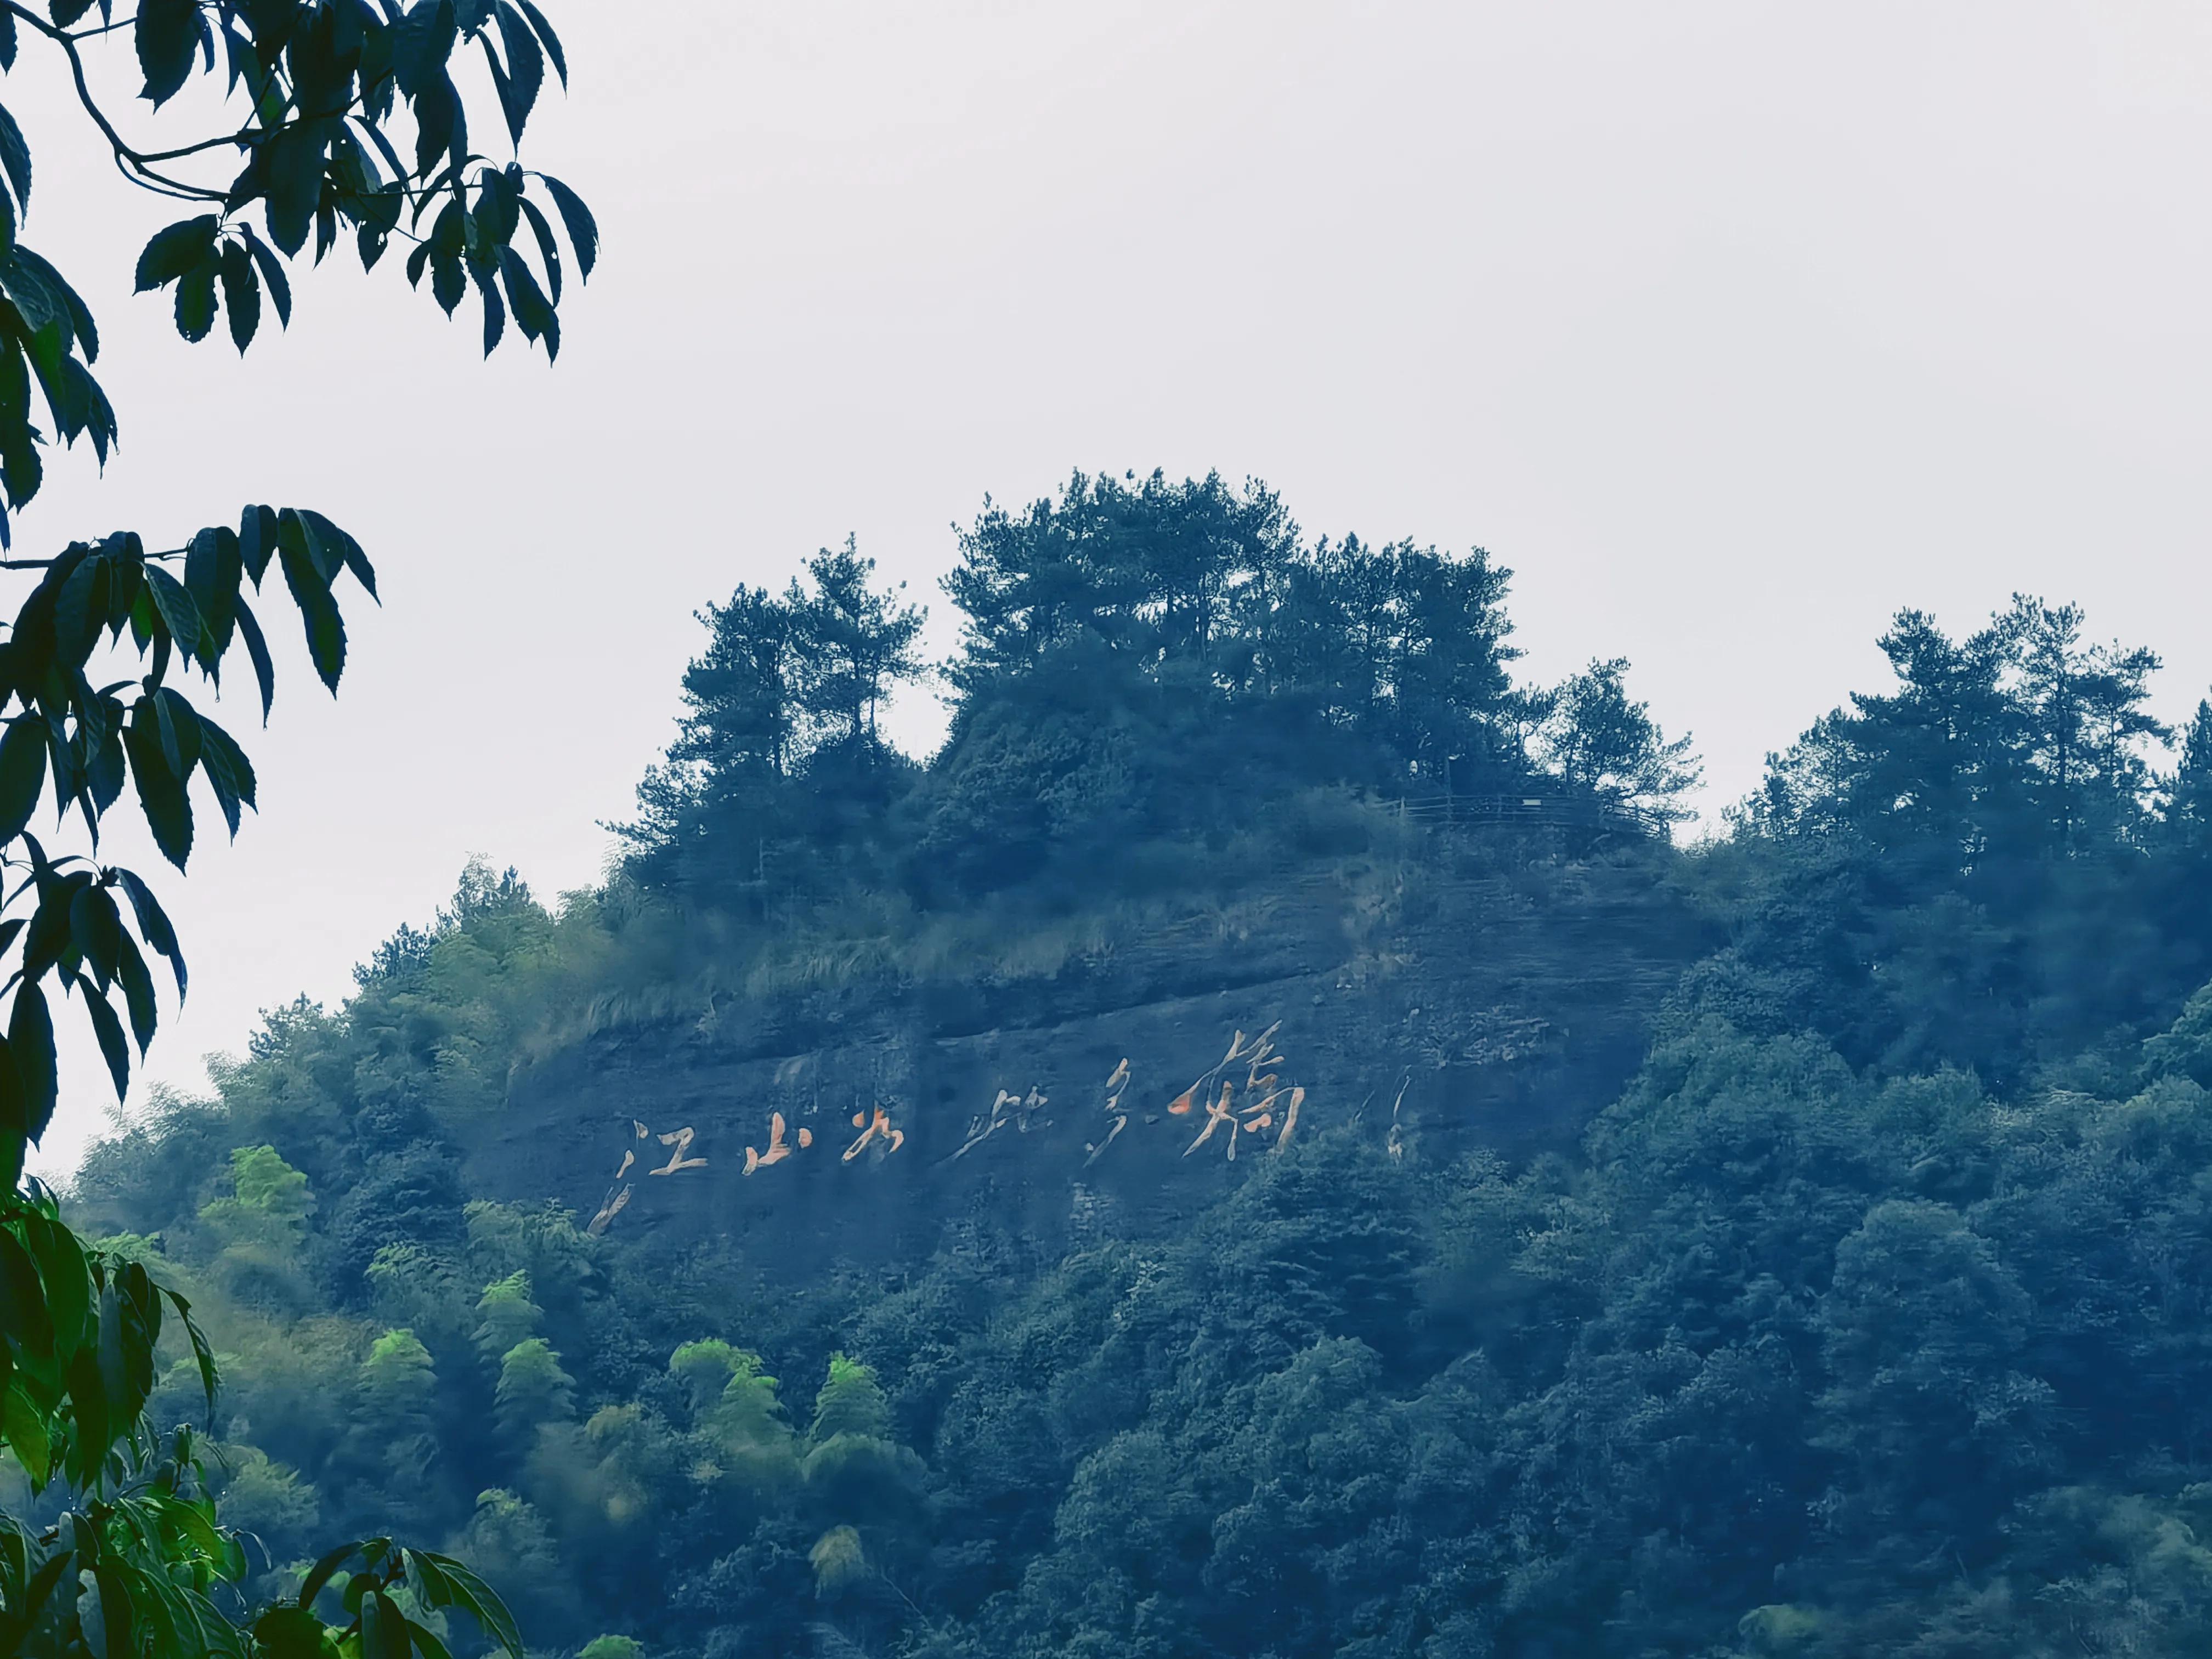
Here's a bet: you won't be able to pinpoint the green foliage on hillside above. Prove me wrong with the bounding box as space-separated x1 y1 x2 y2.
50 480 2212 1657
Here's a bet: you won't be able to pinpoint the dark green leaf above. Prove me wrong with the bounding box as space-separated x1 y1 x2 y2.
24 1211 91 1360
356 121 409 196
471 258 505 355
538 172 595 280
253 1606 333 1659
1 1048 30 1191
429 251 464 316
2 1379 50 1486
0 103 31 212
67 883 122 990
240 225 292 327
114 931 156 1055
513 0 564 84
133 216 221 293
409 1553 522 1659
218 241 261 353
0 358 43 506
0 716 48 840
151 684 204 782
19 246 105 364
0 1229 55 1379
297 1542 366 1614
233 596 275 722
413 71 461 174
278 522 348 692
2 252 68 341
144 567 204 662
163 1288 216 1417
13 1553 74 1646
297 509 376 599
196 715 252 837
122 711 193 869
497 246 556 358
19 881 76 988
472 164 521 250
184 525 242 658
196 711 257 817
136 0 200 106
239 502 278 584
8 982 55 1145
60 359 116 463
174 264 218 342
516 195 562 303
393 0 457 95
81 977 131 1101
86 729 123 818
490 6 542 142
263 124 327 257
112 1261 160 1403
54 555 109 667
116 871 186 999
363 1592 414 1659
280 506 340 583
77 1561 132 1659
102 533 145 637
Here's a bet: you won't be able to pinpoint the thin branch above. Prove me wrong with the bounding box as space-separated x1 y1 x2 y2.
3 2 226 200
133 127 264 165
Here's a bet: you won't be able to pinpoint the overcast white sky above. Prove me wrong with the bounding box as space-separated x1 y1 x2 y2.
17 1 2212 1173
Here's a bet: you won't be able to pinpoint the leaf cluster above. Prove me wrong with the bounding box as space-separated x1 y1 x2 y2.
0 3 584 1655
0 0 598 546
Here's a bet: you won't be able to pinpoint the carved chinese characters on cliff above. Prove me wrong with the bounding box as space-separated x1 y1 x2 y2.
1084 1058 1132 1166
951 1085 1049 1160
590 1117 712 1233
1167 1022 1304 1161
743 1112 813 1174
845 1105 906 1163
585 1015 1314 1230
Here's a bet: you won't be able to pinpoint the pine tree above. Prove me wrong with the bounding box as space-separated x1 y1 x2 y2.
2162 698 2212 849
1387 543 1521 789
786 538 926 761
2011 597 2167 852
1538 659 1701 821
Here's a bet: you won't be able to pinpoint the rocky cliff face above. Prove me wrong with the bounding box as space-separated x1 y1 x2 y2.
468 849 1706 1270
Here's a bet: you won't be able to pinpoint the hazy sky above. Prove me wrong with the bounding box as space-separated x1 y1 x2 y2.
18 1 2212 1172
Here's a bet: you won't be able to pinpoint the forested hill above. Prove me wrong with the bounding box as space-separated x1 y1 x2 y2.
50 473 2212 1658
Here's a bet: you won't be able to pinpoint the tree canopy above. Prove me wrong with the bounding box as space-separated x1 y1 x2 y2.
620 469 1698 910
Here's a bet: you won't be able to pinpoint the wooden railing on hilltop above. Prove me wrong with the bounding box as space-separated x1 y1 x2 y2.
1385 792 1667 839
